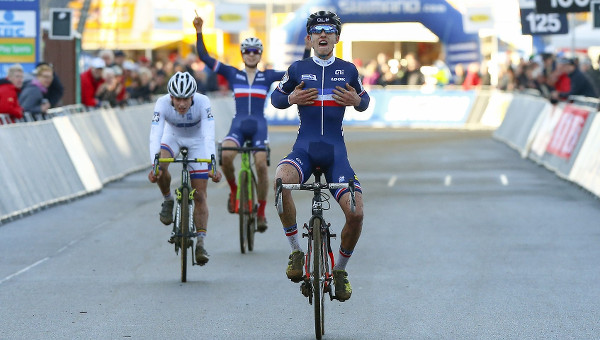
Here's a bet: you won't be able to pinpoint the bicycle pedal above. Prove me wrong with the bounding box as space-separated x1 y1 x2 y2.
302 233 309 238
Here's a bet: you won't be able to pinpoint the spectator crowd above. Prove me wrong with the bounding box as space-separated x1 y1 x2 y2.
353 51 600 103
1 48 231 124
2 47 600 125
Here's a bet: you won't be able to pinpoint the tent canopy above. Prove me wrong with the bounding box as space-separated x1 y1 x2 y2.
279 0 480 68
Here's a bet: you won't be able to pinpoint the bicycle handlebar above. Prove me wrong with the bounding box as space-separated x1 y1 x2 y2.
218 142 271 167
275 178 356 214
153 153 217 177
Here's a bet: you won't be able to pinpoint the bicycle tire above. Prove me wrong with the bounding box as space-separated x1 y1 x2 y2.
312 217 325 339
180 187 189 282
247 173 257 252
239 173 248 254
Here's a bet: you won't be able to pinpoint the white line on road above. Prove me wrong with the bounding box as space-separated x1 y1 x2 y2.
387 175 397 187
0 212 123 285
444 175 452 186
500 174 509 186
0 257 49 285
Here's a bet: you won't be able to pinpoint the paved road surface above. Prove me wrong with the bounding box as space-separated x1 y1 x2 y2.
1 128 599 339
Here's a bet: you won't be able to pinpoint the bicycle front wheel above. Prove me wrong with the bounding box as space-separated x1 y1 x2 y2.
247 173 258 252
180 187 189 282
239 173 249 254
312 217 325 339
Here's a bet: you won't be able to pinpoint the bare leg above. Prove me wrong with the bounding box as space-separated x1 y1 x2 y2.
337 191 364 252
220 140 238 186
275 163 299 228
191 178 209 232
254 151 269 202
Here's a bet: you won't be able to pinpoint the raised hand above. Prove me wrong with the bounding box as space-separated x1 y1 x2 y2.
193 12 204 32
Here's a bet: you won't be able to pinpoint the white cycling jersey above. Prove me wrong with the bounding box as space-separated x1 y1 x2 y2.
149 93 215 177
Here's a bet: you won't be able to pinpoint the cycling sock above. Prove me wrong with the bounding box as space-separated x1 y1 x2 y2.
283 224 302 251
196 228 206 247
258 200 266 217
163 192 173 200
227 178 237 194
333 246 353 271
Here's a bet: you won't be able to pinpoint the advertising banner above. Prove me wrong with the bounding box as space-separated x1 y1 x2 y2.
265 88 477 127
0 0 39 77
546 104 590 159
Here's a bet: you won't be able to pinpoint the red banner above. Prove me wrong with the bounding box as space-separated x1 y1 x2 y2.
546 104 590 159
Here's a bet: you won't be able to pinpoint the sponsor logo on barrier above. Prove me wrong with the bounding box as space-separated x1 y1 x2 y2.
546 104 590 159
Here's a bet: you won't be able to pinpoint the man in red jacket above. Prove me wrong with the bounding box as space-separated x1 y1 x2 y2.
80 57 106 108
0 64 25 123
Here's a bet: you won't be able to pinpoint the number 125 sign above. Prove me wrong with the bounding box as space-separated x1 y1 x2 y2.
520 8 569 35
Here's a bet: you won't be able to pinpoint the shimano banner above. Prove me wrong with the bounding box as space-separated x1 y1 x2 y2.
280 0 480 69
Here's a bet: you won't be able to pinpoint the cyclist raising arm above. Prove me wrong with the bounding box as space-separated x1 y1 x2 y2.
193 15 310 233
148 71 222 266
271 11 370 301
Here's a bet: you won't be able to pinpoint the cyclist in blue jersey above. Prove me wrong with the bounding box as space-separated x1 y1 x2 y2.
271 11 370 301
193 15 310 233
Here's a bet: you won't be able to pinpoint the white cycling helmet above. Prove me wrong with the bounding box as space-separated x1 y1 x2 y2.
167 71 197 98
240 37 263 53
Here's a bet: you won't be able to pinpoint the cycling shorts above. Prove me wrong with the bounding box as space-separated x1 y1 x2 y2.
160 132 210 180
223 116 269 148
278 141 362 201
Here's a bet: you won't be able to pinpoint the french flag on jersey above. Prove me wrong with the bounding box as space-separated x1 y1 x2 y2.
311 88 342 107
233 84 269 99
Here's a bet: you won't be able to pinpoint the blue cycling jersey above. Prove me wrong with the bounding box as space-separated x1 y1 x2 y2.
271 55 370 144
270 55 370 197
196 33 285 117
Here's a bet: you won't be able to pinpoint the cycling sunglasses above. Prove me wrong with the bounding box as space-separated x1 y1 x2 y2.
308 24 338 34
242 48 261 55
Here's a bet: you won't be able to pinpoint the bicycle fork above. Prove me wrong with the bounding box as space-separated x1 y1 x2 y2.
300 217 336 302
169 188 196 254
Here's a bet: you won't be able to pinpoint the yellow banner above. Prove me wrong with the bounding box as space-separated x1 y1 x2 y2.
0 38 36 63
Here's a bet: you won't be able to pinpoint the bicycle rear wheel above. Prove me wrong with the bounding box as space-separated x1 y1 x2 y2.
239 173 249 254
312 217 325 339
180 187 189 282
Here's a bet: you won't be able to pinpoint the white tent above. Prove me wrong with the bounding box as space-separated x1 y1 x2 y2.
547 21 600 50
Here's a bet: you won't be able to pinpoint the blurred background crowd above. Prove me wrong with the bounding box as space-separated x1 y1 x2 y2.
2 47 600 125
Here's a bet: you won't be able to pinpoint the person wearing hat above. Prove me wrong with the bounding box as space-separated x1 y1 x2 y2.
271 11 370 301
80 57 106 108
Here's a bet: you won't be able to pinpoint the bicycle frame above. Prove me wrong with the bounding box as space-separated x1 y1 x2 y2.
153 147 216 282
275 171 355 339
219 141 270 253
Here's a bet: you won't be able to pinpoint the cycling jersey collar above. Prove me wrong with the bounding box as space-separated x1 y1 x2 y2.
312 55 335 67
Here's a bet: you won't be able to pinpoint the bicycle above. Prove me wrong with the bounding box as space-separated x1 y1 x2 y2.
218 141 270 254
275 168 356 340
153 147 216 282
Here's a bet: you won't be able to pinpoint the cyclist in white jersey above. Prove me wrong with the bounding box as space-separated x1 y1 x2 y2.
148 71 222 265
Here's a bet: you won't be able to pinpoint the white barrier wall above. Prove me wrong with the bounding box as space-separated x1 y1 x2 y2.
0 96 235 224
1 91 597 224
493 93 600 197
